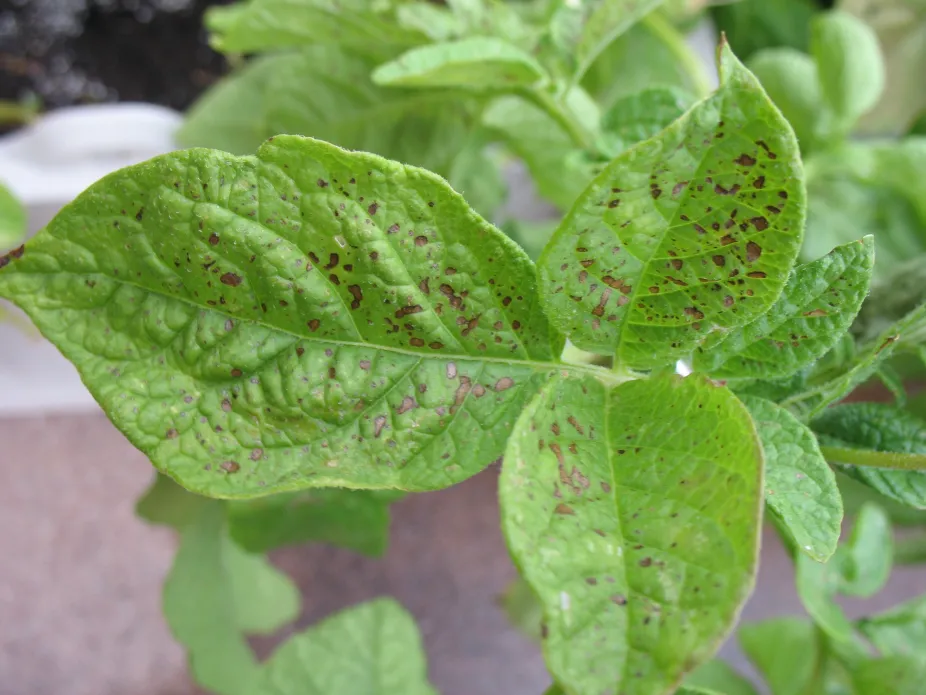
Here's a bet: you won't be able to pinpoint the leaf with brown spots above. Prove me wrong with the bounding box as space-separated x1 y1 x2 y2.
0 135 612 498
500 374 763 695
694 237 874 379
538 43 806 368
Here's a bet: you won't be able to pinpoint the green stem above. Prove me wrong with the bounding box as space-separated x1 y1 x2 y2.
519 87 593 150
820 445 926 472
642 13 713 99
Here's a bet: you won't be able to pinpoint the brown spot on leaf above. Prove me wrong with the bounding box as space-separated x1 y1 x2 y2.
368 202 379 216
746 241 762 262
317 179 329 188
374 416 387 438
395 304 423 319
414 235 428 247
735 154 757 166
220 272 242 287
554 503 575 516
495 377 515 392
348 285 363 309
750 216 769 231
396 396 417 414
567 416 585 435
166 428 178 439
250 448 263 461
446 362 457 379
324 253 339 270
221 461 240 473
747 271 767 279
208 233 220 246
639 557 653 567
410 337 425 347
714 183 741 196
684 307 705 320
803 309 828 317
230 368 243 377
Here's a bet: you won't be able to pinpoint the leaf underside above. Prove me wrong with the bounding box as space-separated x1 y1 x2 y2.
500 373 763 695
539 43 806 366
0 135 570 498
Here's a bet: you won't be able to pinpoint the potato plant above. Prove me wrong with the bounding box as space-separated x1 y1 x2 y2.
2 1 926 694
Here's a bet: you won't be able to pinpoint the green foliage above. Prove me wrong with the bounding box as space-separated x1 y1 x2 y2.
0 182 26 251
539 43 805 366
500 374 763 694
12 7 926 693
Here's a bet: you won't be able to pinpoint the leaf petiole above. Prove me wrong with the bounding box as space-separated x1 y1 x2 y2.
642 12 713 99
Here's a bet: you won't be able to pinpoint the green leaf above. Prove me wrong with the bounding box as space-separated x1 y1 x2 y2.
538 43 806 366
598 86 694 157
739 395 842 562
205 0 425 56
136 473 208 530
814 404 926 508
223 534 301 635
0 182 26 251
556 0 667 82
840 0 926 136
0 135 592 498
780 305 926 419
852 657 926 695
500 373 763 695
710 0 817 60
747 48 823 150
372 37 546 89
694 237 874 380
257 598 437 695
163 502 261 695
796 503 891 662
685 659 759 695
738 618 819 695
178 47 474 178
396 2 464 42
811 10 886 134
227 489 401 555
498 577 544 642
446 130 507 220
857 593 926 657
837 470 926 527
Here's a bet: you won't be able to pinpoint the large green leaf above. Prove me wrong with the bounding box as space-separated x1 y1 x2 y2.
857 593 926 658
738 618 819 695
178 47 473 179
694 237 874 380
813 403 926 508
0 136 598 498
0 181 26 251
257 598 437 695
500 373 763 695
747 48 822 151
136 472 207 530
227 489 402 555
811 10 885 134
780 305 926 419
205 0 426 56
372 37 546 89
223 534 301 635
538 43 805 366
740 395 842 562
710 0 817 60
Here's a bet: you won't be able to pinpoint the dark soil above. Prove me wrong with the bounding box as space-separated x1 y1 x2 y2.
0 0 232 120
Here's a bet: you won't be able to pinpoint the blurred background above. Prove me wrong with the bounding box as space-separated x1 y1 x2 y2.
1 1 925 694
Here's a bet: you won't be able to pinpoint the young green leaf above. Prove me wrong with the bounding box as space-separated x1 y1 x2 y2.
852 656 926 695
163 503 261 695
739 395 842 562
813 403 926 508
482 89 601 210
710 0 817 59
178 47 473 179
136 473 208 530
205 0 425 56
747 48 822 150
223 535 301 635
811 10 885 134
227 489 402 555
738 618 819 695
554 0 667 82
498 577 544 643
538 43 806 366
684 659 759 695
372 37 547 89
597 86 694 157
257 598 437 695
0 181 26 251
781 304 926 419
857 593 926 658
796 503 892 662
0 135 582 498
694 237 874 380
396 2 463 42
500 373 763 695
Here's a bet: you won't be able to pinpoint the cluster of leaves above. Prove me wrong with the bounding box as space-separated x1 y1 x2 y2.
3 1 926 695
